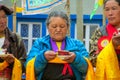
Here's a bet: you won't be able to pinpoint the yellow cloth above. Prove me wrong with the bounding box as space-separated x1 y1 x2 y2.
56 42 61 50
95 41 120 80
0 61 9 71
0 58 22 80
98 0 103 6
26 58 36 80
16 7 24 13
11 58 22 80
84 57 95 80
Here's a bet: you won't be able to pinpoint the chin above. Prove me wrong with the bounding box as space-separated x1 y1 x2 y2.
54 38 64 42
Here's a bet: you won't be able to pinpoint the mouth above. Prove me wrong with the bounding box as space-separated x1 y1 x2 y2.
108 17 114 20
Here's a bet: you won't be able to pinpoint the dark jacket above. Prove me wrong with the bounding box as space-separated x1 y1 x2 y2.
1 27 26 73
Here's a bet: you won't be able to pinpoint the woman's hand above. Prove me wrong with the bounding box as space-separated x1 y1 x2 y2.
44 50 57 61
62 52 76 63
112 32 120 50
0 53 15 64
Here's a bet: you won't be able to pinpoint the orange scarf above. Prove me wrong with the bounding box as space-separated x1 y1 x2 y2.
85 57 95 80
0 58 22 80
26 58 36 80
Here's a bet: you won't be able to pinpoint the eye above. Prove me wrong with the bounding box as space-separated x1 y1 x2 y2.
51 25 57 28
60 25 65 28
112 6 117 10
104 8 109 11
2 16 7 18
0 15 7 20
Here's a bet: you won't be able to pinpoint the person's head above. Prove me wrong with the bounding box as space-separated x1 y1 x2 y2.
104 0 120 27
46 11 69 41
0 4 13 33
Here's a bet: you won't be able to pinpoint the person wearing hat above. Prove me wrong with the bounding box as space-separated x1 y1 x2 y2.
0 4 26 80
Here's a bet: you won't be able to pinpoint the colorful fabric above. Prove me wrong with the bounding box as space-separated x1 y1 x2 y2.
96 41 120 80
0 58 22 80
90 23 120 67
90 27 102 67
49 38 73 77
22 0 66 15
48 38 67 63
0 61 10 80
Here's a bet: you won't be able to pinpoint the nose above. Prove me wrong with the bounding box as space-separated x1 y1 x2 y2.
0 17 5 23
56 27 61 31
108 10 113 16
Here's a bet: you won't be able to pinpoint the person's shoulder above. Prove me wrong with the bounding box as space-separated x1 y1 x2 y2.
34 35 50 43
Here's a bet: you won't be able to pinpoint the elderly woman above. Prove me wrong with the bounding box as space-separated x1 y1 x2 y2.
26 11 89 80
0 5 26 80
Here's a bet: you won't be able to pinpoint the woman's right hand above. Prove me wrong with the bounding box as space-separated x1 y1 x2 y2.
44 50 57 61
112 32 120 50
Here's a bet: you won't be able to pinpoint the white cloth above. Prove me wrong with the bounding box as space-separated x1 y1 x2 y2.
0 37 5 48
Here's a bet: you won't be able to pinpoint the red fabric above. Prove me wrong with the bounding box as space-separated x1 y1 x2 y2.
62 63 73 76
98 36 110 51
0 68 11 79
106 23 120 54
106 23 118 39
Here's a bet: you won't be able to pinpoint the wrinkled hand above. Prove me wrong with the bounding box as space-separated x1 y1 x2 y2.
112 32 120 50
44 50 57 61
62 52 76 63
1 53 15 64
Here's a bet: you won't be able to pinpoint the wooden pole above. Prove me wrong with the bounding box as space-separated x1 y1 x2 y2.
13 1 16 32
103 0 106 26
76 0 83 40
65 0 70 36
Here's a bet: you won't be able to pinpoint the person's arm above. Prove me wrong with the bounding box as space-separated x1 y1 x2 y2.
26 39 47 76
72 40 89 74
15 33 26 73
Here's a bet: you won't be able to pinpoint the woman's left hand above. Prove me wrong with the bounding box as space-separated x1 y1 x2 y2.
62 52 76 63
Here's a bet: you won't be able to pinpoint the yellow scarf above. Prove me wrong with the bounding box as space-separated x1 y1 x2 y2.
96 41 120 80
26 57 95 80
26 58 36 80
0 61 9 70
11 58 22 80
0 58 22 80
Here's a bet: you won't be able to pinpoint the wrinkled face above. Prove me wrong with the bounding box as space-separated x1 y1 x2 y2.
0 10 7 32
104 0 120 26
47 17 68 41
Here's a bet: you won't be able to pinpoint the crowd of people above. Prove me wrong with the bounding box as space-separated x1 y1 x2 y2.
0 0 120 80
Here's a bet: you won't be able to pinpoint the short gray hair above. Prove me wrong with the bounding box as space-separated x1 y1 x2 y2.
46 11 70 26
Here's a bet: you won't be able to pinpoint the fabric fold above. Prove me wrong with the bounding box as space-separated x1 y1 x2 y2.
11 58 22 80
26 57 36 80
84 57 95 80
96 41 120 80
